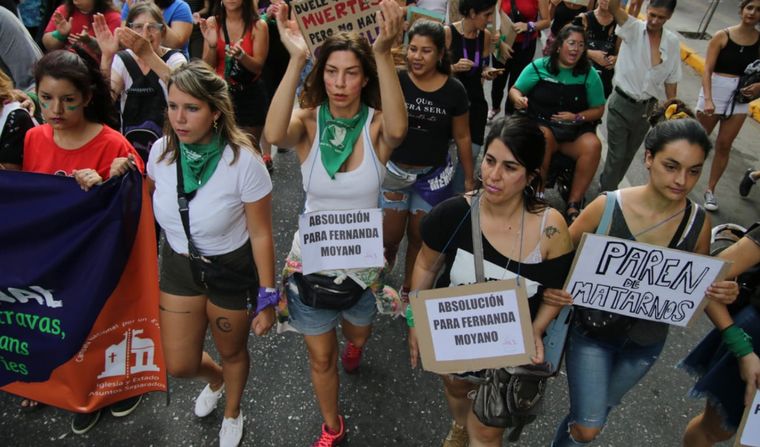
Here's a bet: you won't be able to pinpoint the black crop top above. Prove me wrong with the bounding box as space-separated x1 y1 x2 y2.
713 30 760 76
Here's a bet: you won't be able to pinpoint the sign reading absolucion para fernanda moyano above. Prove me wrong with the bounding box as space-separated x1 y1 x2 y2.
565 233 730 327
411 279 535 374
298 208 384 275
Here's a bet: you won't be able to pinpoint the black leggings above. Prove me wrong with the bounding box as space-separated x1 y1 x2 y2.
490 39 538 113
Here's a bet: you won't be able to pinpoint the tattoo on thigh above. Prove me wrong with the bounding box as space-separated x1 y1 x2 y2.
544 225 559 239
215 317 233 332
159 304 191 314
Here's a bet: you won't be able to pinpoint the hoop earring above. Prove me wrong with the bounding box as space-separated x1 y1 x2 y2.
476 171 483 182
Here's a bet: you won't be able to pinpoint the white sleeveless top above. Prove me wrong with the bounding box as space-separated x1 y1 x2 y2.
301 106 385 212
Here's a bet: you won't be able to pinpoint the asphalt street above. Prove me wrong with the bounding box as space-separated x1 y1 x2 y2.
3 4 760 445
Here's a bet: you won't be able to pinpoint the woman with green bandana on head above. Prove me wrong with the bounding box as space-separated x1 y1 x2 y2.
263 1 407 445
146 60 276 447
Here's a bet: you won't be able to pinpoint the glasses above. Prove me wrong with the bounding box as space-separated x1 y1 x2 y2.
128 22 164 33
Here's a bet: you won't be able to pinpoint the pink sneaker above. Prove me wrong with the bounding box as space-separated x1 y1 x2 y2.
341 341 363 374
312 415 346 447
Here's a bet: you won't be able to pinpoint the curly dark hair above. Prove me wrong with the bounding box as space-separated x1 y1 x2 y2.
547 24 591 77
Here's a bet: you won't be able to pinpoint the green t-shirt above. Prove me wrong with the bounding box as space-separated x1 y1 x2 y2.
513 56 606 108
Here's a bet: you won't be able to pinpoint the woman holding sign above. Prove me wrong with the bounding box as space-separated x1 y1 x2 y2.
407 115 575 446
264 1 407 445
681 222 760 446
147 61 276 447
547 100 740 447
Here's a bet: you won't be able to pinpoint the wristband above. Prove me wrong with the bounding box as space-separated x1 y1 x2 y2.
721 325 753 358
52 30 68 42
405 305 415 328
255 287 279 314
527 21 536 33
574 113 585 123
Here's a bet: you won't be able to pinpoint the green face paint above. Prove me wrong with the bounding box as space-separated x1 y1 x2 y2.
65 105 79 111
41 102 49 109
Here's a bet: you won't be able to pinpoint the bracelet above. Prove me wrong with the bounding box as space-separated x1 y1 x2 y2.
721 325 754 358
527 21 536 33
51 30 68 42
574 113 585 123
405 305 415 328
255 287 279 314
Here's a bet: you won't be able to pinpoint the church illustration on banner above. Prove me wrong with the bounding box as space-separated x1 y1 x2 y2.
98 329 160 378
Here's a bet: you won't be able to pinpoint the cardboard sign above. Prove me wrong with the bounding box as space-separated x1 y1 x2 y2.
494 11 518 63
405 7 445 44
411 279 536 374
292 0 382 55
737 390 760 447
298 208 384 274
564 233 729 327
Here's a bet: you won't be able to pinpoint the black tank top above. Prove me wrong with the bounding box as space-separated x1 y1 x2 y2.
713 30 760 76
449 24 488 145
584 10 616 55
551 1 587 35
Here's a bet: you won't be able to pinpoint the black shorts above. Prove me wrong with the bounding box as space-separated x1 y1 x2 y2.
159 240 257 311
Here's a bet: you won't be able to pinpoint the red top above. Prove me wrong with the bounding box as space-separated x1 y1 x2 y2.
501 0 539 43
45 6 121 37
214 24 256 79
23 124 144 179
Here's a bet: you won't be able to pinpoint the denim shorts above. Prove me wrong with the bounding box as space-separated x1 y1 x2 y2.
284 275 377 336
380 182 436 214
563 323 665 428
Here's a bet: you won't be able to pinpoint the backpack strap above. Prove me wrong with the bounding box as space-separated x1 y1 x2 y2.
161 49 180 63
531 61 542 80
116 50 143 82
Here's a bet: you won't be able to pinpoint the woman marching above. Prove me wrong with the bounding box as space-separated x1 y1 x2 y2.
408 115 575 447
548 100 739 446
696 0 760 212
446 0 502 193
93 2 187 162
382 19 472 304
264 1 407 445
198 0 270 169
509 24 605 223
147 60 276 447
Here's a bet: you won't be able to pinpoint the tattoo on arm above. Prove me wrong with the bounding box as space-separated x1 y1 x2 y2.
215 317 233 332
544 226 559 239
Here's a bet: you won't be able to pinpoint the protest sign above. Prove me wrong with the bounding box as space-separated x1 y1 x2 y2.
411 279 535 374
404 7 445 44
564 233 729 327
737 390 760 447
292 0 382 55
495 11 517 63
0 170 166 412
298 208 384 274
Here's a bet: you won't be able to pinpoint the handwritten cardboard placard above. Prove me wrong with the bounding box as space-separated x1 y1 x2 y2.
292 0 382 55
564 233 729 327
411 279 535 374
298 208 384 274
737 390 760 447
404 7 445 44
495 11 517 63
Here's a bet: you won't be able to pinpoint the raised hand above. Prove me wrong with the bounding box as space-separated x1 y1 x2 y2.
198 16 218 47
117 26 154 58
93 13 119 55
275 3 308 60
225 39 245 61
372 0 403 54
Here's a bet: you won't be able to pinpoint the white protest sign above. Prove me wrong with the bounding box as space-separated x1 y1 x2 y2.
737 390 760 447
292 0 382 55
565 234 729 327
298 208 384 274
411 279 535 374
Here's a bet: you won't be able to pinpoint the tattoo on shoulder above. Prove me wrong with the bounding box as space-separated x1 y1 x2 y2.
544 226 560 239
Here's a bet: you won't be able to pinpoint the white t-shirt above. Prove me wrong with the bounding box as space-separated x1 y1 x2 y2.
112 49 187 114
147 138 273 256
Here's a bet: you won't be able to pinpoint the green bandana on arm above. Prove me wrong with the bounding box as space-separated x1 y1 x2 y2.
179 134 224 194
318 102 369 179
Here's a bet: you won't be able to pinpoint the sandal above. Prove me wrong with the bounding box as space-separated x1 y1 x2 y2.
565 202 581 224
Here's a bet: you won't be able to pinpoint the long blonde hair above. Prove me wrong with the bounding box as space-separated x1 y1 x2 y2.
159 60 252 164
0 71 13 103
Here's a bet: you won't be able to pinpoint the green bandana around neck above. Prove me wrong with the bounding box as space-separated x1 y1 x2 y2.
179 134 224 194
318 102 369 179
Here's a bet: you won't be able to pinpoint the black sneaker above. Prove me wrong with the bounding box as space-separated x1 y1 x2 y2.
110 394 143 418
739 169 756 197
71 410 101 435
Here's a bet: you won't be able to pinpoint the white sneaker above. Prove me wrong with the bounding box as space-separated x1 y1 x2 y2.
704 190 719 211
219 410 244 447
194 383 224 417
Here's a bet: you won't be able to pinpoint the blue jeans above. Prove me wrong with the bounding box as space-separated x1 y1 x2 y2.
552 323 665 446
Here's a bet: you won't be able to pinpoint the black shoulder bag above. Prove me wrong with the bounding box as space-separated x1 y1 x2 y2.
175 159 259 296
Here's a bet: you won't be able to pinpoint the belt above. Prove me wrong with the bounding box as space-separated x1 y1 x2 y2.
614 87 654 104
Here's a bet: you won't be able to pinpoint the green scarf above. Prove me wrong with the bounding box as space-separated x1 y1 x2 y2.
179 134 224 194
318 102 369 179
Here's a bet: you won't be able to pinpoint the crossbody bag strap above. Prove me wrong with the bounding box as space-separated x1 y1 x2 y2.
597 190 617 235
471 194 486 283
175 159 202 258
